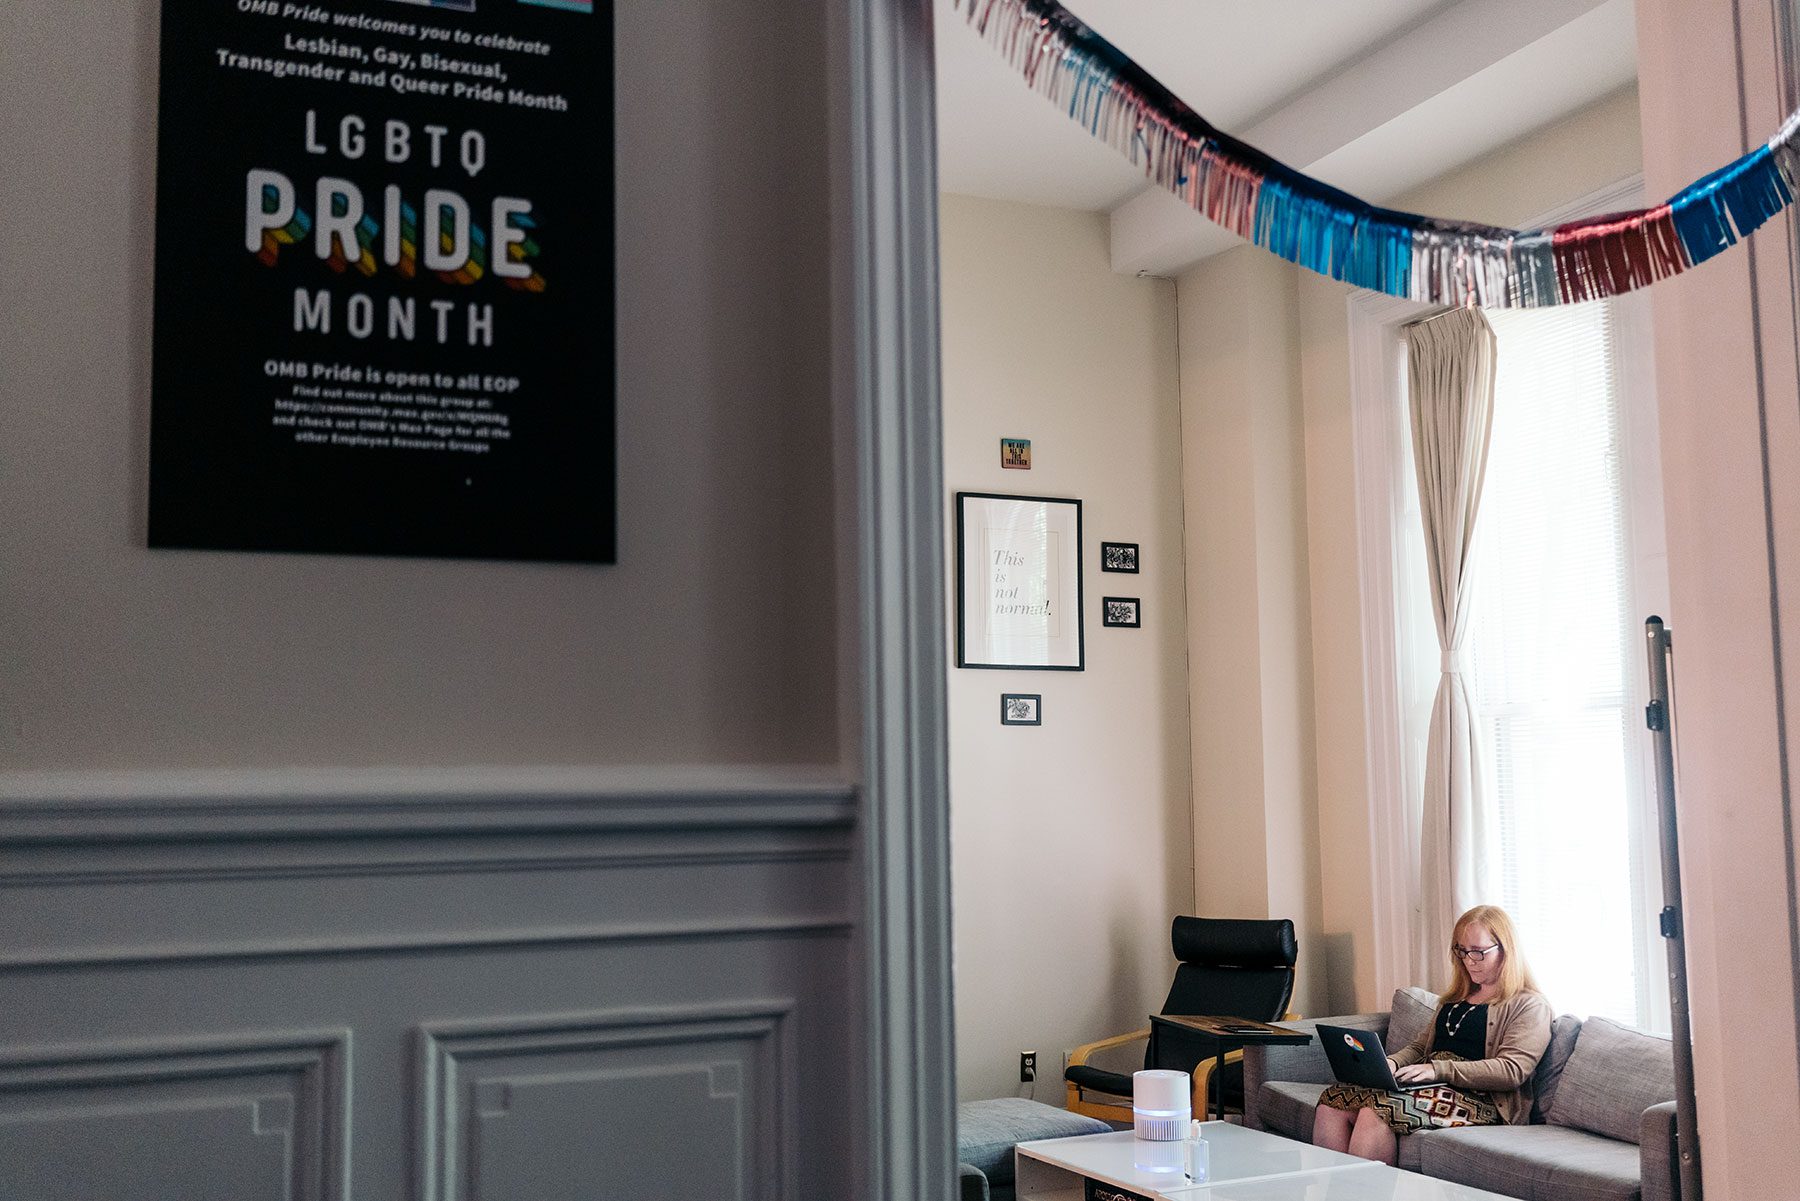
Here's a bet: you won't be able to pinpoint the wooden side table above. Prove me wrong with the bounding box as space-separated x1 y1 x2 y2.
1146 1014 1313 1121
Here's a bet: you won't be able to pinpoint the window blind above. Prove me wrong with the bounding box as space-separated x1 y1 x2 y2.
1473 302 1645 1026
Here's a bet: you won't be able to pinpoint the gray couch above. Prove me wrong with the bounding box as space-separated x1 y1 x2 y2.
1243 988 1680 1201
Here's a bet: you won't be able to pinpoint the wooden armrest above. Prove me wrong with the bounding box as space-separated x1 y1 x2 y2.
1067 1028 1151 1067
1190 1047 1246 1111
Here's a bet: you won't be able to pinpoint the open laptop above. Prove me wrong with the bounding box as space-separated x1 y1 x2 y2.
1317 1024 1432 1092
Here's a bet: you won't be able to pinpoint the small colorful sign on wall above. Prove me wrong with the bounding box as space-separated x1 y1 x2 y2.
148 0 614 561
1000 438 1031 470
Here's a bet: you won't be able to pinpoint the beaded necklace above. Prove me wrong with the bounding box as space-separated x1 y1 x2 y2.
1443 999 1486 1038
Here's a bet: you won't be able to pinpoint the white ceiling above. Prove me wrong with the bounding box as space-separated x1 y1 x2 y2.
935 0 1639 274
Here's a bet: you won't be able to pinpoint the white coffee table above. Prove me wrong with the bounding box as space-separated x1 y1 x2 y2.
1013 1122 1378 1200
1164 1163 1522 1200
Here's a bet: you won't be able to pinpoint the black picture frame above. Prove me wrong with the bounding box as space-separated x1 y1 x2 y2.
1100 542 1140 573
1000 693 1042 726
1102 597 1142 628
955 492 1085 670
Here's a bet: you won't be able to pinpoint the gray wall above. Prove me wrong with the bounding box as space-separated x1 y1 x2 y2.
0 0 839 772
0 770 857 1200
0 2 859 1197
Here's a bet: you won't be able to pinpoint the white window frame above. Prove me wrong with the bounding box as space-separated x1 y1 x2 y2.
1347 175 1672 1028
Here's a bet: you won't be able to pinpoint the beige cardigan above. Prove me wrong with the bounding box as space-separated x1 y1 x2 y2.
1389 990 1554 1125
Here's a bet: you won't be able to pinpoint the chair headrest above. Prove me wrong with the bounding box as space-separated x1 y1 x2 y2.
1170 917 1297 969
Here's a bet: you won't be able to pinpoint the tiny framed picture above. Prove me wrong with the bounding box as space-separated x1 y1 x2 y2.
1000 693 1042 726
1102 597 1141 628
1000 438 1032 470
1100 542 1139 573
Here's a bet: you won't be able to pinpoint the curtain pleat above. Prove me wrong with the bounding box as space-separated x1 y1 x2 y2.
1406 306 1500 989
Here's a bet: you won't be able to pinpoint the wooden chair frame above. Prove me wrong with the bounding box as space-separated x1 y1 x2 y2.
1064 1014 1300 1122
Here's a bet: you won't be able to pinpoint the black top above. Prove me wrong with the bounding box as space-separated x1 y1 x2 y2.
1431 1001 1489 1061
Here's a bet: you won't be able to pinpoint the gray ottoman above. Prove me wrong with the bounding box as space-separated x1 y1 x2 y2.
958 1097 1112 1201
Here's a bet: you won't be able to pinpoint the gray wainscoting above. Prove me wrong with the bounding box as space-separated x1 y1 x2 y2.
0 768 857 1201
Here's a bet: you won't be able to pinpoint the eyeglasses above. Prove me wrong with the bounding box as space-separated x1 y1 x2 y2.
1453 943 1502 963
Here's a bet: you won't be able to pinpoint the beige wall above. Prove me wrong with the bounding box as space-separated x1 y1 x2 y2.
0 1 839 772
1171 85 1645 1015
1634 1 1800 1191
1176 247 1327 1020
939 194 1193 1102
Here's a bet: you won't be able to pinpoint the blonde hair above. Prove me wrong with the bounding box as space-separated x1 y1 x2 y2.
1439 904 1541 1004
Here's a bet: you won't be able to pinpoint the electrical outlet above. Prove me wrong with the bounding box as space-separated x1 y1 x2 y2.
1020 1050 1037 1083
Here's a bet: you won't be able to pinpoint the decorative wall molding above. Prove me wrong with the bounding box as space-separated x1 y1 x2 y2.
416 1002 796 1201
0 1029 352 1201
2 834 851 889
0 766 855 846
1 915 852 973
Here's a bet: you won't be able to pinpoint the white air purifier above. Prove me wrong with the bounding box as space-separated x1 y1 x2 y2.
1131 1069 1190 1140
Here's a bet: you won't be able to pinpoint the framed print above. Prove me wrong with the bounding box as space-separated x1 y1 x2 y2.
956 492 1084 670
1101 542 1139 573
1102 597 1141 628
1000 693 1042 725
1000 438 1032 469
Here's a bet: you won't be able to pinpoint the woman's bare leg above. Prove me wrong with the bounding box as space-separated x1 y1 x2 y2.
1347 1107 1398 1166
1311 1104 1355 1151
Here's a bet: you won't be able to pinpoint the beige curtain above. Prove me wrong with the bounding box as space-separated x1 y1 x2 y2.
1406 306 1499 989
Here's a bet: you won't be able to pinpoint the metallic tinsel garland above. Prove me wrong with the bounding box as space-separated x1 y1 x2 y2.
958 0 1800 308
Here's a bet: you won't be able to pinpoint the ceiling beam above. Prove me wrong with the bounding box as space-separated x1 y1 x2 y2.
1108 0 1635 278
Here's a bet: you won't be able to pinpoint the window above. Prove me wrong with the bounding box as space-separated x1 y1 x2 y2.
1392 297 1669 1030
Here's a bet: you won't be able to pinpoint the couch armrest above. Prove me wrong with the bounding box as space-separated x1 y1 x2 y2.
958 1162 990 1201
1243 1012 1391 1132
1639 1102 1680 1201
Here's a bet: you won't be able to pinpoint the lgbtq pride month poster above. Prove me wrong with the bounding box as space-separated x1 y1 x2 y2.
149 0 614 562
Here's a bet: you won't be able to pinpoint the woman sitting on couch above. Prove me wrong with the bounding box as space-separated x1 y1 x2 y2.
1311 903 1554 1165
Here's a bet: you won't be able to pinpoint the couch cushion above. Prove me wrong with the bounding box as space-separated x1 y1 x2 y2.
1422 1123 1642 1201
1256 1081 1327 1142
1532 1014 1585 1122
1389 986 1439 1054
957 1099 1111 1184
1544 1017 1674 1144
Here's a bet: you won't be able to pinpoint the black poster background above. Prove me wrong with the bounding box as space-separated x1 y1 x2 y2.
149 0 614 562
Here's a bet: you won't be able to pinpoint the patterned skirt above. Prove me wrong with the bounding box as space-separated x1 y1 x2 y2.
1318 1052 1501 1135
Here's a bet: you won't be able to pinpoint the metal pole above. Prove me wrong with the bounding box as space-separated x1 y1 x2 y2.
1644 617 1702 1201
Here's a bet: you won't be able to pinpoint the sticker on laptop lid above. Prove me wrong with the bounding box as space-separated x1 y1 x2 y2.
1343 1033 1365 1052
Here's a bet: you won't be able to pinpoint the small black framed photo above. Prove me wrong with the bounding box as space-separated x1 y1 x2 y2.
1102 597 1141 628
1000 693 1042 726
1101 542 1139 573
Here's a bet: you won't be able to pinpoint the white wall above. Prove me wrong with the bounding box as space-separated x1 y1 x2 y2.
0 1 840 773
939 194 1193 1102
